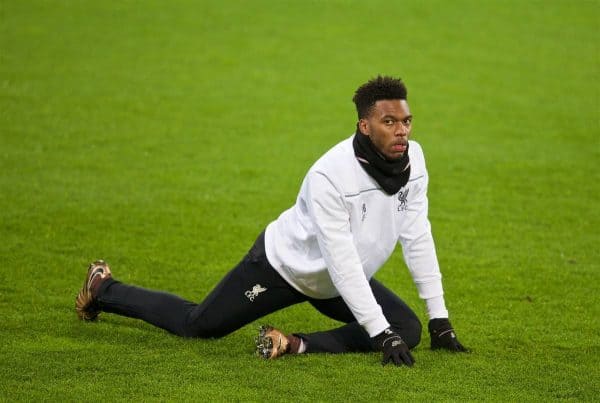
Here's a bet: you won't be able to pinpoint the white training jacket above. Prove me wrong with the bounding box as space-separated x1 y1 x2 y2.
265 136 448 337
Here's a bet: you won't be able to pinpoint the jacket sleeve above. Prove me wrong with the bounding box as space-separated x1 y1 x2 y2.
305 170 390 337
398 161 449 319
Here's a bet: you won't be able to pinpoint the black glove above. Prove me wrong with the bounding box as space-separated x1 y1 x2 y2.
372 327 415 366
428 318 468 352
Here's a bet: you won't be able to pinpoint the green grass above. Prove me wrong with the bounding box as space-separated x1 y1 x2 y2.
1 0 598 400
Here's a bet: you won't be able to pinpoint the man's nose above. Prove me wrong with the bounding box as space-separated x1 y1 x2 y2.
395 122 409 136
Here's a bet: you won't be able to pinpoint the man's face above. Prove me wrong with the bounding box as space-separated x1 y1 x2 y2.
358 99 412 160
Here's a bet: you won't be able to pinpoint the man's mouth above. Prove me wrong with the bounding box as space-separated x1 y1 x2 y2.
391 143 407 153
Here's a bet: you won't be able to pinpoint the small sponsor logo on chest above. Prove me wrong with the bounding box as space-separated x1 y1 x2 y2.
397 188 409 211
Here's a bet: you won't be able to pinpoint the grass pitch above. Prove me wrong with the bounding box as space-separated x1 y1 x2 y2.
1 0 598 401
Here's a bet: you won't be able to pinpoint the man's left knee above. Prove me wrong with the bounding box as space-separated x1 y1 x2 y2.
405 318 422 349
391 317 422 349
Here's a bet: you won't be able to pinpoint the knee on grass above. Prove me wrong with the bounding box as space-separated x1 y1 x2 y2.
390 318 422 349
181 317 235 339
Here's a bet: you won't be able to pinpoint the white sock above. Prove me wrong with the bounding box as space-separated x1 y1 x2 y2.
297 339 307 354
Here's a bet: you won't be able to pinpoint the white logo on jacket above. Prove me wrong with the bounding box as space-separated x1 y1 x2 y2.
245 284 267 302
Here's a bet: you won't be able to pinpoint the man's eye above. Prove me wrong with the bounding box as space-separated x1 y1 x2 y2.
384 119 394 125
404 119 412 125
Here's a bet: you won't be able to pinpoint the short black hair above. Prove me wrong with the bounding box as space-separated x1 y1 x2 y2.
352 76 408 119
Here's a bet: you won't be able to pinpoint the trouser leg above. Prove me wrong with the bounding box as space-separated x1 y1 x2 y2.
97 232 306 338
97 278 196 336
183 233 306 337
298 279 422 353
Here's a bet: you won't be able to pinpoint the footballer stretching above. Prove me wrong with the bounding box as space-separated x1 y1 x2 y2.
76 76 467 366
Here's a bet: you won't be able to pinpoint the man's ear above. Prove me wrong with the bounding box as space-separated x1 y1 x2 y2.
358 119 370 135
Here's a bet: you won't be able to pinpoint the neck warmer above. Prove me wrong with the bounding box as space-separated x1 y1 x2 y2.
352 130 411 195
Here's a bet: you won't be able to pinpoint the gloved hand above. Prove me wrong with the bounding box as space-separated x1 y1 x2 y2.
372 327 415 366
428 318 468 352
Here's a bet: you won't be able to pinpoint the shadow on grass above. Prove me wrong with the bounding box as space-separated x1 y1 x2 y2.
66 314 259 360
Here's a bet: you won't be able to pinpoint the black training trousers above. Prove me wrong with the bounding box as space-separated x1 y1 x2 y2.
96 232 422 353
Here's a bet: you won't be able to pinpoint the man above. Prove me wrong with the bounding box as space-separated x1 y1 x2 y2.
76 76 467 367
